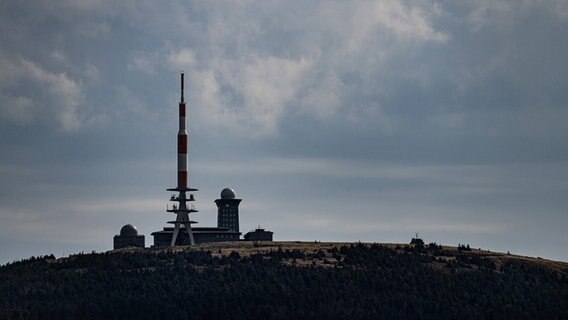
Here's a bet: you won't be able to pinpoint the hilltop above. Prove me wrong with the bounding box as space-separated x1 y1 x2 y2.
112 240 568 275
1 241 567 319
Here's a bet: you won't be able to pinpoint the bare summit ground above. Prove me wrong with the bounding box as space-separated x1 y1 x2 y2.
112 241 568 275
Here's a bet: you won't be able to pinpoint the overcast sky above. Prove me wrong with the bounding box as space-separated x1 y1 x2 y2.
1 0 567 264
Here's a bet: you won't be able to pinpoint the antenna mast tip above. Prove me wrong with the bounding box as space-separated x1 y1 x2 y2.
180 73 185 102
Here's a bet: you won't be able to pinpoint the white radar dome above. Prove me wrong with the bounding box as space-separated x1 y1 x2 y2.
220 188 236 199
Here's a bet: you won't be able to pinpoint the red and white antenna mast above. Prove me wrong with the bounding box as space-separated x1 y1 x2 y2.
166 72 198 246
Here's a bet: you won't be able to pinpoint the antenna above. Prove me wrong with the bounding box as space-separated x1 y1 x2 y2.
180 71 185 102
167 72 197 246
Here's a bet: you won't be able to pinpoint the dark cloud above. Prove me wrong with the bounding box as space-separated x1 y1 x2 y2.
1 0 567 264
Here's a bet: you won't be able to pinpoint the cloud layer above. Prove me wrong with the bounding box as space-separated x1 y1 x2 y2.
0 0 567 264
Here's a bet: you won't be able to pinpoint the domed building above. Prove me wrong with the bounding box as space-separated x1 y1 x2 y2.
113 224 145 249
215 188 241 233
151 187 276 246
151 188 243 246
220 187 236 199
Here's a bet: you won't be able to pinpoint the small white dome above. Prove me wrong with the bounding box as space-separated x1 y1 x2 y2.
220 188 236 199
120 224 138 237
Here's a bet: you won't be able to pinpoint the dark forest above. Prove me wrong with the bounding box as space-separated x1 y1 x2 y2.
1 243 567 319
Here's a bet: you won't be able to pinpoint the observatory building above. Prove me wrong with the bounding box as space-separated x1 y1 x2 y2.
152 188 242 246
113 224 145 249
216 188 241 233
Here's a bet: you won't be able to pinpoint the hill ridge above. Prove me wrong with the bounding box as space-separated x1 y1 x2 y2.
2 241 567 319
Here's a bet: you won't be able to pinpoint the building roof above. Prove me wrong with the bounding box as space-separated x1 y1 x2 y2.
245 228 273 235
120 224 139 237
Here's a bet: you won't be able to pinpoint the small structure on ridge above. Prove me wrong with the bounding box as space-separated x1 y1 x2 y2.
244 227 274 241
410 233 424 246
114 224 145 249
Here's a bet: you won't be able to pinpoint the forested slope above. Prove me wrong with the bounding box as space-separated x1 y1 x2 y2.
1 242 567 319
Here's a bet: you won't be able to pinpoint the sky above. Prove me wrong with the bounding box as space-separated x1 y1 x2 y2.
1 0 567 265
